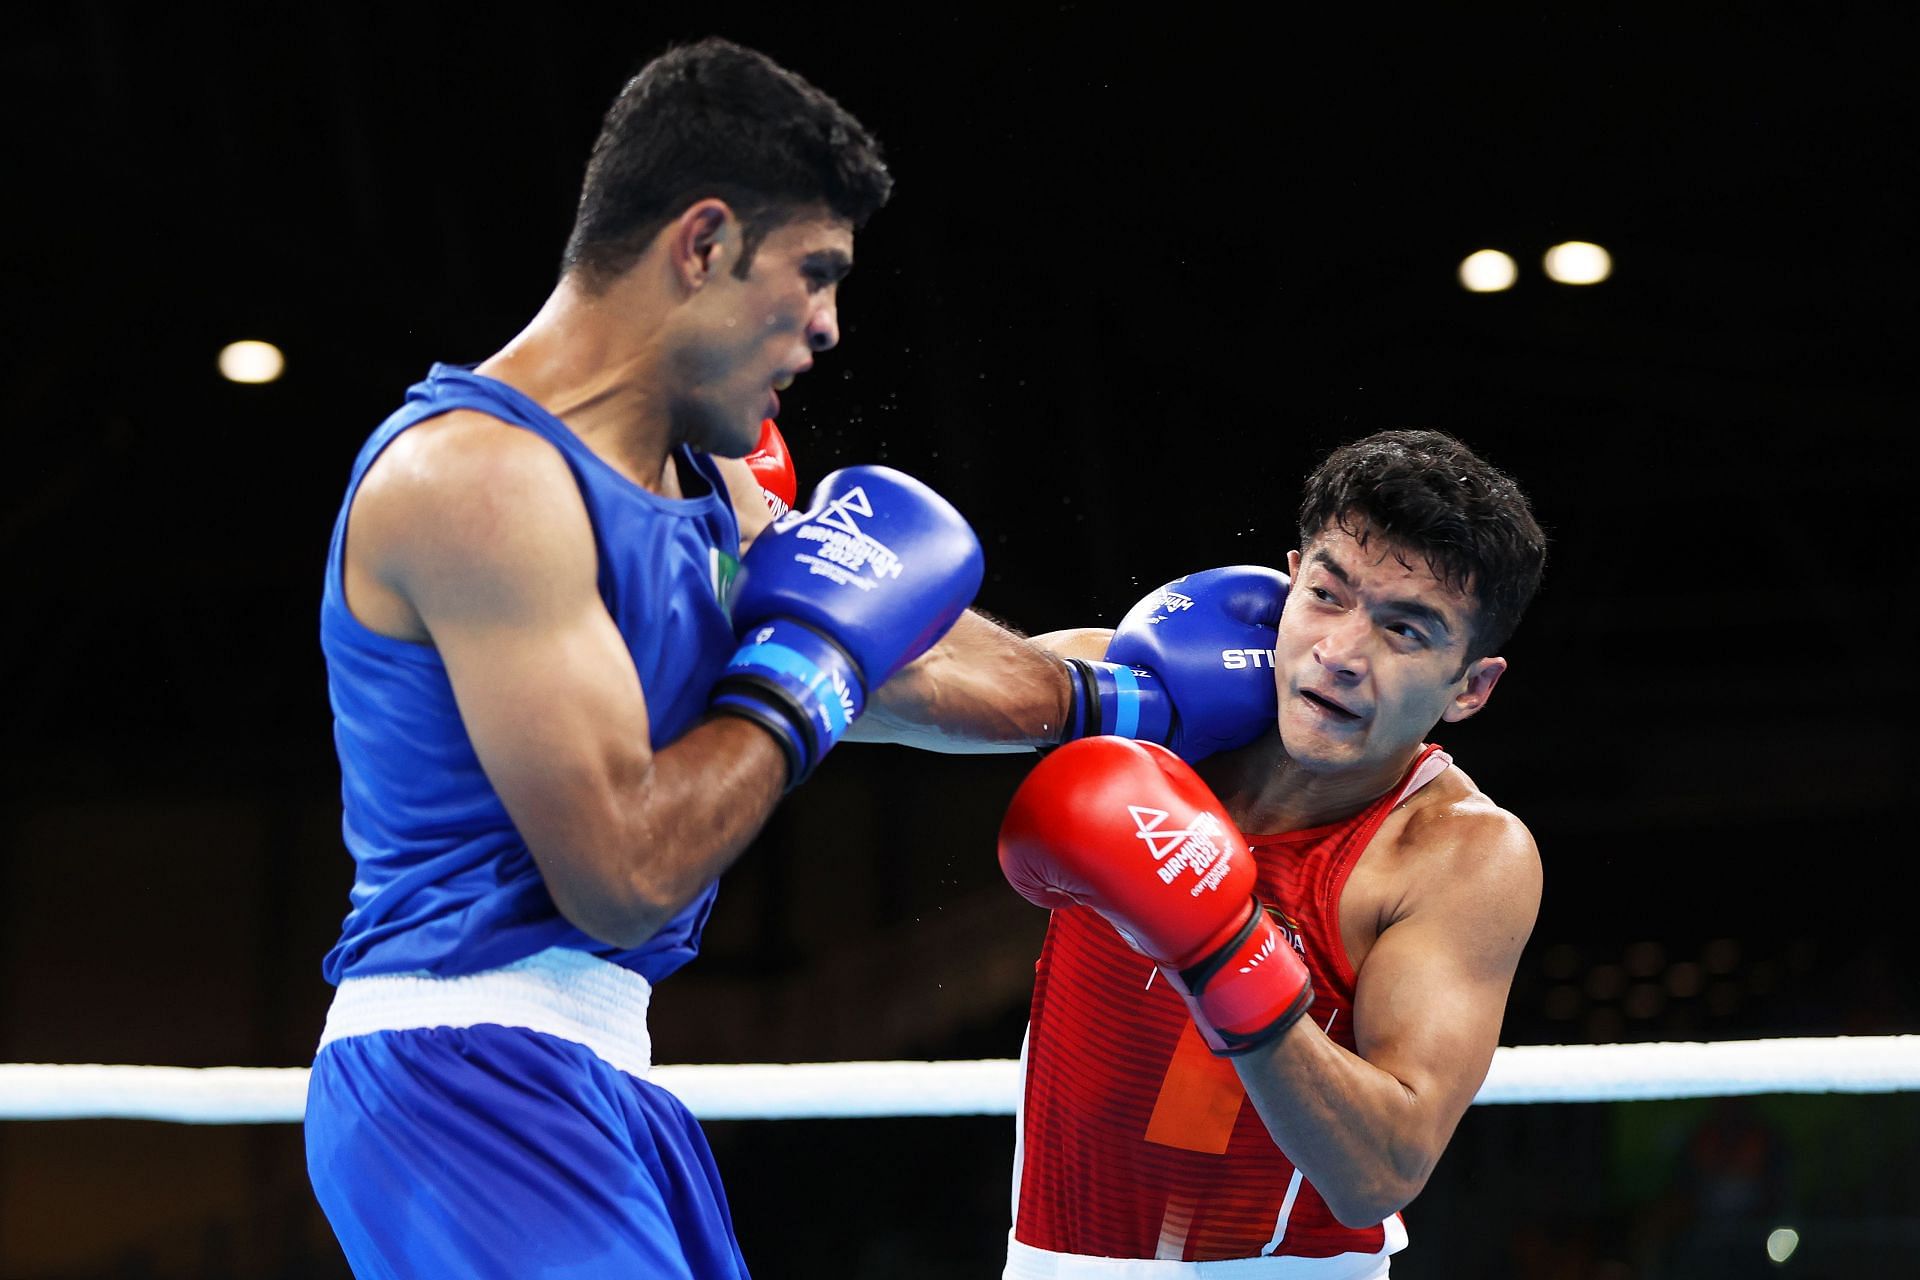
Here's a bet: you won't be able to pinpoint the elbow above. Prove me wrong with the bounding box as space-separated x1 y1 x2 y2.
551 887 670 951
1325 1189 1413 1232
565 901 669 952
543 857 681 951
1321 1150 1434 1229
1318 1088 1449 1227
1323 1177 1421 1231
530 785 687 950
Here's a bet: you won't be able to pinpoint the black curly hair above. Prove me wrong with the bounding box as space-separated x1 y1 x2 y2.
562 38 892 289
1298 430 1547 659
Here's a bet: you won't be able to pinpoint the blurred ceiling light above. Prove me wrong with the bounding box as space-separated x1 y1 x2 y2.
1766 1227 1799 1263
1458 249 1517 292
1543 241 1612 284
219 340 286 384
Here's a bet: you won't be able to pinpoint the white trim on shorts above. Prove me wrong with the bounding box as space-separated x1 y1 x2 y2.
1004 1236 1396 1279
317 946 654 1079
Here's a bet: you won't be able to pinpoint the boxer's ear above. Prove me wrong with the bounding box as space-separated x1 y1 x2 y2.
1442 656 1506 722
671 200 736 290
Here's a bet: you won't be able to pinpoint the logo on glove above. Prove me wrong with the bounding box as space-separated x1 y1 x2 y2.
814 668 858 730
1144 589 1196 623
785 486 906 587
1237 930 1282 976
1127 805 1236 895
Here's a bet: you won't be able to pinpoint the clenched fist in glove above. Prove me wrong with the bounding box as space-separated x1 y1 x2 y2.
1062 565 1288 763
999 736 1312 1055
711 465 983 787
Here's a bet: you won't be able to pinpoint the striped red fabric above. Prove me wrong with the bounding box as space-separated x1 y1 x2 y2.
1012 745 1448 1262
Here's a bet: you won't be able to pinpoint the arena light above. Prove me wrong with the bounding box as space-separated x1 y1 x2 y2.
1458 249 1517 293
1766 1226 1800 1263
218 339 286 384
1542 241 1612 285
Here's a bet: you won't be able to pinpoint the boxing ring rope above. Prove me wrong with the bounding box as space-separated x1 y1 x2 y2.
4 1035 1919 1124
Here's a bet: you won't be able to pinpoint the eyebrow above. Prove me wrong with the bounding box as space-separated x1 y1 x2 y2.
1305 548 1457 638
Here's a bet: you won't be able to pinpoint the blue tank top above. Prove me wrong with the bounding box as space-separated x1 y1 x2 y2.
320 364 740 985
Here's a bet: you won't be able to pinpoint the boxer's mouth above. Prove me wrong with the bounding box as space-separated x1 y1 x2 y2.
1300 689 1362 721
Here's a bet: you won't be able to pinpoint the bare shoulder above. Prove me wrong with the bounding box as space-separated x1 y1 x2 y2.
352 410 595 611
1394 767 1542 926
360 410 577 520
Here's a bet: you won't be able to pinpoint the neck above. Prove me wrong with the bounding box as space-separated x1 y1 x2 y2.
476 273 679 493
1201 734 1425 836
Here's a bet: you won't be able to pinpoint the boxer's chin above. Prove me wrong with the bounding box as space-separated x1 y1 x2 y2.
673 395 758 458
1277 708 1359 774
1279 739 1347 776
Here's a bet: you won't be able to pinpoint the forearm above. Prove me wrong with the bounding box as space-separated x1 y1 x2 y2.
530 716 787 947
848 610 1075 752
1233 1022 1456 1228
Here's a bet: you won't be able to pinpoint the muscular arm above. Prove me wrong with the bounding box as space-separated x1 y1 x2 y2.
1231 808 1541 1227
843 620 1116 753
351 414 786 948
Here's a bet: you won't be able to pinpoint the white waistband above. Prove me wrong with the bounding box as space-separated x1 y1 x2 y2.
318 947 654 1079
1005 1238 1391 1280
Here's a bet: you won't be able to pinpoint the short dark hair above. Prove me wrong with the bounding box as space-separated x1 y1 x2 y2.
562 38 892 288
1297 430 1547 658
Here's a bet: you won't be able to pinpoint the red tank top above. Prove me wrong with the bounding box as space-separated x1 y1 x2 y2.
1013 744 1450 1262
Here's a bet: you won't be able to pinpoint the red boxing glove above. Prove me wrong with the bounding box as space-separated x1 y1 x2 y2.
998 736 1312 1056
745 418 797 517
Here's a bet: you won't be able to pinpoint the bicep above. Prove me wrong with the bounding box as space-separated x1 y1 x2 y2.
1349 835 1541 1128
431 587 655 858
384 427 658 900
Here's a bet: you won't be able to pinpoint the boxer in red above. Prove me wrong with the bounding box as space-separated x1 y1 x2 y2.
998 430 1549 1277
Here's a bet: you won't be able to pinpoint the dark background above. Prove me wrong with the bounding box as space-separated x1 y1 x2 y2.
2 5 1915 1277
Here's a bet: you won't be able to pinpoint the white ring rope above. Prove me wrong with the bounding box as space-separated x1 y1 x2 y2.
3 1036 1917 1125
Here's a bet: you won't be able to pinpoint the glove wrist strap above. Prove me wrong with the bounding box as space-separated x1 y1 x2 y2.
712 619 867 789
1063 658 1173 745
1174 899 1315 1058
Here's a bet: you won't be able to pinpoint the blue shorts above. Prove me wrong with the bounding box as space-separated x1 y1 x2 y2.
306 1024 750 1279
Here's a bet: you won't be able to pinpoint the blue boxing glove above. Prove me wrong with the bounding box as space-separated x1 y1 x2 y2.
712 466 984 786
1062 565 1288 763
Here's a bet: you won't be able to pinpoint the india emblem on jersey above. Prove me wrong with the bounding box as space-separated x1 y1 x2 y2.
710 547 741 616
1262 903 1308 956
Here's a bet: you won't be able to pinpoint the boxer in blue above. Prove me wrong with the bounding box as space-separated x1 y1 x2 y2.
307 36 1299 1279
304 38 964 1278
